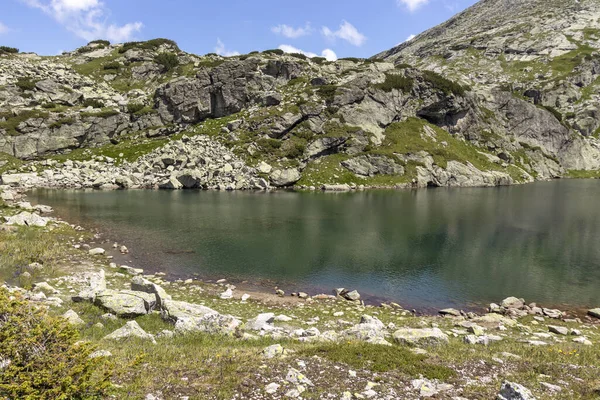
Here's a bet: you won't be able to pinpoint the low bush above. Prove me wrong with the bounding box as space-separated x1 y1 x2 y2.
127 102 145 114
119 38 179 54
88 39 110 47
316 85 338 103
42 102 57 109
82 98 105 109
0 289 111 398
0 46 19 54
48 117 75 129
395 63 412 69
373 73 414 93
422 70 469 96
103 62 121 70
289 53 308 60
541 105 563 121
15 78 36 91
312 57 327 65
263 49 284 56
154 52 179 72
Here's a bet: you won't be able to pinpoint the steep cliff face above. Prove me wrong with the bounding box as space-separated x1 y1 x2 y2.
1 0 600 190
377 0 600 173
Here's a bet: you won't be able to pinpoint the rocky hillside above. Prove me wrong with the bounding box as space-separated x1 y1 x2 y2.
1 0 600 190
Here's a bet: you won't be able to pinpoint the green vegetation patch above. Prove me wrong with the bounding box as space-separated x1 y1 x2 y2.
15 78 37 91
262 49 284 56
0 289 111 399
80 108 120 118
301 343 455 379
0 110 49 136
566 169 600 179
0 46 19 54
373 73 414 93
48 116 76 129
0 152 24 174
421 70 469 96
154 52 179 72
119 38 179 54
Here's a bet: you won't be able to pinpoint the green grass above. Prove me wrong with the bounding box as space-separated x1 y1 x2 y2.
80 108 120 118
566 170 600 179
48 117 76 129
0 110 50 136
301 343 455 379
0 152 24 174
373 73 414 93
549 43 596 78
421 70 469 96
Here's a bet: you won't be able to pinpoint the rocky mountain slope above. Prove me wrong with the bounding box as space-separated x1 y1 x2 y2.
1 0 600 190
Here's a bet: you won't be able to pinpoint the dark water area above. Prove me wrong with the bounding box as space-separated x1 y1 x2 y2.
28 180 600 311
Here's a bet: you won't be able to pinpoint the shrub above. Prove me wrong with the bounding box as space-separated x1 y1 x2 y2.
88 39 110 47
284 142 306 159
263 49 284 56
257 138 282 151
127 102 145 114
82 98 105 109
80 109 119 118
0 289 111 398
316 85 338 103
373 73 414 93
339 57 363 63
0 46 19 54
119 38 179 54
154 52 179 72
312 57 327 65
249 51 259 54
395 63 412 69
15 78 36 91
48 117 75 129
42 102 57 109
541 105 563 121
422 70 469 96
289 52 307 60
103 62 121 70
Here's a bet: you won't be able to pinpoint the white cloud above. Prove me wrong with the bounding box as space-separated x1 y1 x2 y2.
215 38 240 57
278 44 317 58
278 45 338 61
271 23 312 39
21 0 143 42
321 20 366 47
397 0 430 12
321 48 337 61
0 22 8 34
406 34 416 42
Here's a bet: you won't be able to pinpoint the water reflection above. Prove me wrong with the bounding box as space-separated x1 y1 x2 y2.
29 180 600 309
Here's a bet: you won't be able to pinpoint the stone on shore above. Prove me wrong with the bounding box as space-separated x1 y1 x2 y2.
130 276 171 307
392 328 449 346
104 320 156 344
174 313 241 335
246 313 276 331
89 248 106 256
497 381 537 400
94 289 156 317
588 308 600 319
4 212 50 227
72 270 107 302
548 325 568 335
63 309 85 326
161 299 219 322
501 297 525 309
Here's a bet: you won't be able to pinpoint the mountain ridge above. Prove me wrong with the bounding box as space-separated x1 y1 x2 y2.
1 0 599 190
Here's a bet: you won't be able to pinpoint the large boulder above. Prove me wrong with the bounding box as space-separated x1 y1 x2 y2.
72 270 106 302
161 299 219 323
269 169 301 187
94 289 156 317
392 328 449 346
174 313 241 335
104 321 156 344
130 276 171 307
4 212 50 227
497 381 537 400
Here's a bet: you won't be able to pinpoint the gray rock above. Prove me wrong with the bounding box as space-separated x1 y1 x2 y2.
94 289 156 317
130 276 171 307
104 320 156 343
500 297 525 309
174 313 240 335
497 381 537 400
393 328 449 346
246 313 276 331
63 309 85 326
588 308 600 319
341 155 404 177
161 299 218 323
269 169 301 187
4 212 50 227
548 325 568 335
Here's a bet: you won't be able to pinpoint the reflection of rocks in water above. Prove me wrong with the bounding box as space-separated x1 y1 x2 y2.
164 249 196 255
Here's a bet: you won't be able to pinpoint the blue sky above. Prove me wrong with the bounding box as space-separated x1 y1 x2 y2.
1 0 478 58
